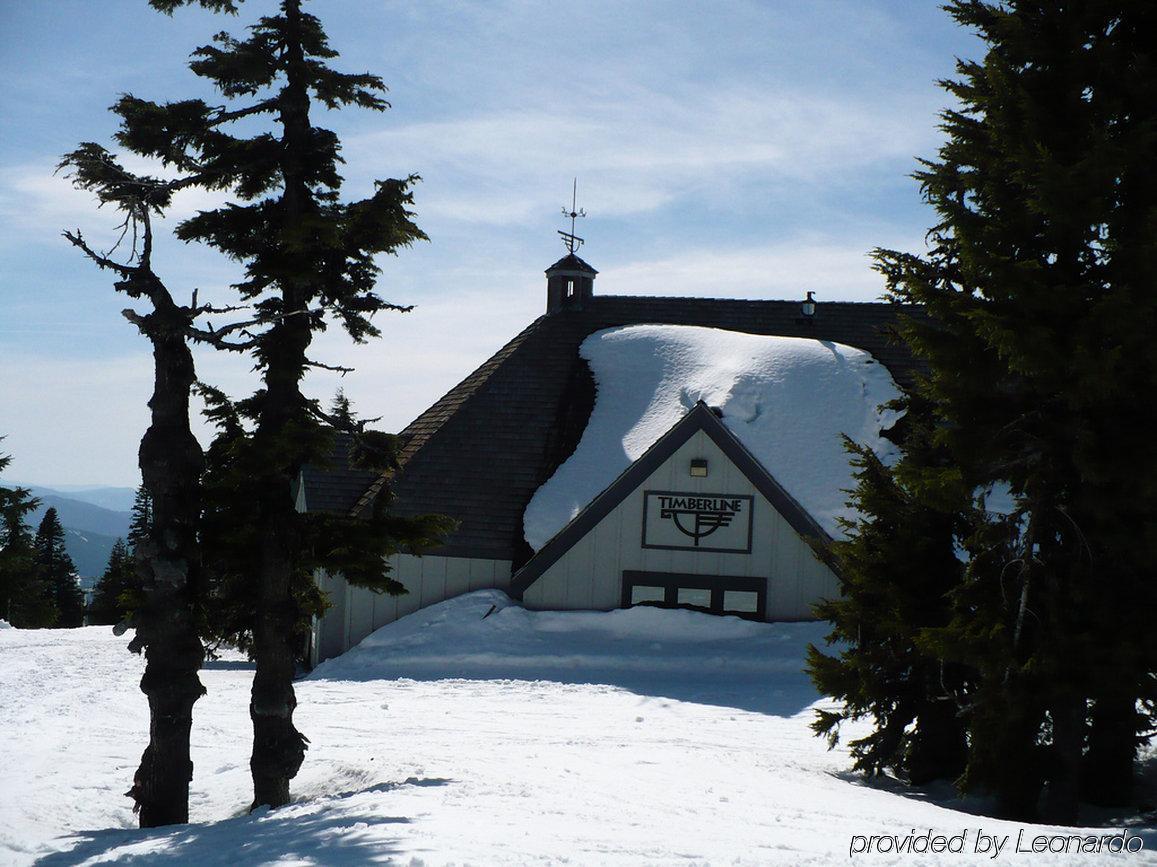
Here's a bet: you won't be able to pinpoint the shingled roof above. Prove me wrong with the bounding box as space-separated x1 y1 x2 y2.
299 432 380 515
347 294 918 568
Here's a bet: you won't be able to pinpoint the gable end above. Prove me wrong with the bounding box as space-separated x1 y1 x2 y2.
510 401 833 599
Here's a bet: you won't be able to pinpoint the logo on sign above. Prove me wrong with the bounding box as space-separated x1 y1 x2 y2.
657 495 742 546
642 490 754 553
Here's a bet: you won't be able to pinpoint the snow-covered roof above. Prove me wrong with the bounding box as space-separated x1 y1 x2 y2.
523 325 903 550
332 294 915 561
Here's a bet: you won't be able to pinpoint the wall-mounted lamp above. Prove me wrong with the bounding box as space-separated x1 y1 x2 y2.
689 458 709 478
801 290 817 319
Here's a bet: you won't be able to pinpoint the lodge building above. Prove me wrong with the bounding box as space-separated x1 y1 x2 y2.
302 251 916 665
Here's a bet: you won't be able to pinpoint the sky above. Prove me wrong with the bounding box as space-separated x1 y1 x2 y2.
0 0 982 487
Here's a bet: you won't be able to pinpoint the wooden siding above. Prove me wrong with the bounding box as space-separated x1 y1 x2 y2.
311 554 513 663
521 430 838 619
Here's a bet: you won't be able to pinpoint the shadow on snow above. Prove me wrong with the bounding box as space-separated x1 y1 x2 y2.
830 766 1157 843
35 777 452 866
308 658 821 717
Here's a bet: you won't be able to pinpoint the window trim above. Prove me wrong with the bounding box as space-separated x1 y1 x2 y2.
621 570 766 621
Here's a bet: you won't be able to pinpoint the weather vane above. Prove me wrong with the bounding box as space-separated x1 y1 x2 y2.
558 178 586 254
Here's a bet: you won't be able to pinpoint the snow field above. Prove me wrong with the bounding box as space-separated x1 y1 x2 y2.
1 591 1153 865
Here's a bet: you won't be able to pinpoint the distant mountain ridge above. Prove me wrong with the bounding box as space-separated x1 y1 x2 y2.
34 485 137 513
0 482 134 579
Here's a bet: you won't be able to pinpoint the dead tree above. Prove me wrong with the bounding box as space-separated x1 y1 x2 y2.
60 145 244 826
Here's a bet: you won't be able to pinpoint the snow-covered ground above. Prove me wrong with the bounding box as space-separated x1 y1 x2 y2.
1 592 1153 865
523 325 903 550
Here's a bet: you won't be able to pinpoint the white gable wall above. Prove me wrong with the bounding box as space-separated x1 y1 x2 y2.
521 429 838 619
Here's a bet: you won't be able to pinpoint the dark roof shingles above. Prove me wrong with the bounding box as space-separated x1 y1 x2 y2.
300 433 381 515
349 295 917 563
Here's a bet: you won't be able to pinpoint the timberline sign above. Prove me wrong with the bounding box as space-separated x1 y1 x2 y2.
641 490 754 553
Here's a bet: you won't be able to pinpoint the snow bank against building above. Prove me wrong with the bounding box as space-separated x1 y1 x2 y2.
311 590 824 714
524 324 904 550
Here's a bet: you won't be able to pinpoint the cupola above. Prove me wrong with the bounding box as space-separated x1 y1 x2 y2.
546 178 596 314
546 253 597 313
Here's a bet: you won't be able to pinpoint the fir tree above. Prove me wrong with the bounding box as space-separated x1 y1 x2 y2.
807 398 971 786
0 449 56 628
33 508 84 628
871 0 1157 821
90 538 137 626
117 0 451 808
127 486 153 554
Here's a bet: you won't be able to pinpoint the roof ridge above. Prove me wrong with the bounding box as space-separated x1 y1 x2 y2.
588 294 900 306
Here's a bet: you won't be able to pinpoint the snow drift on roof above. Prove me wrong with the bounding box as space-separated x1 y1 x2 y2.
522 324 903 550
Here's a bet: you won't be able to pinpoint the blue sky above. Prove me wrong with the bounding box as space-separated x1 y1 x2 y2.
0 0 981 486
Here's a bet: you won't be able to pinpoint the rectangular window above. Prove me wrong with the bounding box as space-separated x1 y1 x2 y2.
621 571 766 621
631 585 665 605
723 590 760 613
677 588 712 608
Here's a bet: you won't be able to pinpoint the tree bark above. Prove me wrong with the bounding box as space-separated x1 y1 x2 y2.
1042 695 1085 824
992 704 1045 821
248 0 312 810
1082 691 1136 806
125 277 207 827
906 698 967 786
248 475 308 809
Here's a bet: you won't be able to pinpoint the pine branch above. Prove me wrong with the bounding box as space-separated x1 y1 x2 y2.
140 203 154 268
303 359 353 375
62 230 136 277
304 401 351 430
192 302 248 316
120 308 150 333
187 326 259 351
207 98 279 126
199 315 263 336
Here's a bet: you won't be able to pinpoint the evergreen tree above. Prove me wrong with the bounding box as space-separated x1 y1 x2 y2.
116 0 452 809
0 449 56 627
807 399 971 786
33 508 84 627
127 486 153 554
870 0 1157 821
90 538 137 626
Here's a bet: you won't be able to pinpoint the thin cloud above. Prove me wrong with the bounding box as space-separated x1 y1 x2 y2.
602 236 925 302
343 85 935 230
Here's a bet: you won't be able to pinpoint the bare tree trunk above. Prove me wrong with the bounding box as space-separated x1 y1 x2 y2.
63 223 207 826
125 279 207 827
